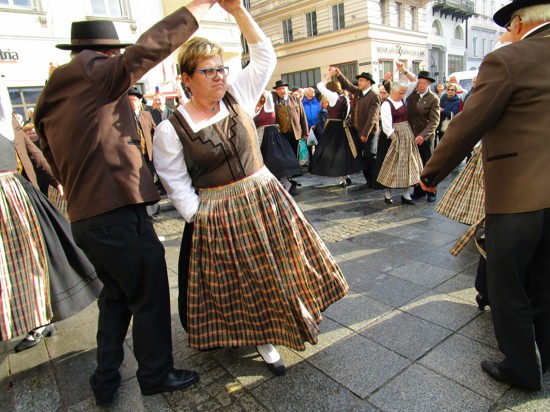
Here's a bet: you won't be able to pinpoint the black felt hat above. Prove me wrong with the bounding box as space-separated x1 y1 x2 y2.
493 0 550 27
417 71 435 83
273 80 289 89
127 87 143 99
56 20 133 51
356 72 376 85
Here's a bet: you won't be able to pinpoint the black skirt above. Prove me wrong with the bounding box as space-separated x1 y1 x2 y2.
374 131 392 189
17 174 102 321
309 120 365 177
259 125 302 179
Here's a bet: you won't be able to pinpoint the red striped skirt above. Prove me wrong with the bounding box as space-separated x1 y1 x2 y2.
0 172 51 340
187 167 348 350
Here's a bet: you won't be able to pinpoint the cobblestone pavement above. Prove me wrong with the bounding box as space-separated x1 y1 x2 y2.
2 166 549 411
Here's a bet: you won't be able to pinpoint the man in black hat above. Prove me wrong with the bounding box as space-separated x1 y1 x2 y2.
331 67 381 188
34 0 217 406
398 62 440 202
420 0 550 391
272 80 308 164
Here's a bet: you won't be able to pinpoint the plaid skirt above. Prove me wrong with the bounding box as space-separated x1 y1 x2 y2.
376 122 423 188
187 166 348 350
0 172 51 340
436 145 484 225
47 185 69 220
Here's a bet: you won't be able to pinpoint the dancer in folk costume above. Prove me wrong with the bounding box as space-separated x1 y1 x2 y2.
376 81 423 204
153 1 348 376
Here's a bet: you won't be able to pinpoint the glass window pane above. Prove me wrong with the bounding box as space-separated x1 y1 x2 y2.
8 89 22 105
108 0 122 17
91 0 106 15
14 0 32 6
22 88 43 105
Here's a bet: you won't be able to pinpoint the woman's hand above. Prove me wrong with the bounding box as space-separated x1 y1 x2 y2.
389 133 396 141
217 0 243 14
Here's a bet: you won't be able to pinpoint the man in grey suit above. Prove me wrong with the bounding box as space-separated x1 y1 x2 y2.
421 0 550 391
35 0 217 405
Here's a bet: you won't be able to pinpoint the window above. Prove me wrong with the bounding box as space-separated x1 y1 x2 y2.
379 60 393 83
282 18 293 43
380 0 389 25
306 11 317 37
410 6 418 30
431 20 442 36
396 2 403 28
240 33 249 55
8 86 43 119
454 26 464 40
332 3 345 31
473 37 478 56
448 54 464 74
489 40 493 52
282 68 321 89
412 61 421 75
90 0 124 18
243 0 250 9
336 62 358 82
0 0 36 8
482 38 486 55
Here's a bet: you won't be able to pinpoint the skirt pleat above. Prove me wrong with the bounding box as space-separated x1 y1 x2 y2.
187 167 348 350
0 172 51 340
376 121 422 188
436 145 485 225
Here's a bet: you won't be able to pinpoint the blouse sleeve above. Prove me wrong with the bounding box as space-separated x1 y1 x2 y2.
153 115 199 223
226 40 277 117
317 81 339 107
381 101 395 137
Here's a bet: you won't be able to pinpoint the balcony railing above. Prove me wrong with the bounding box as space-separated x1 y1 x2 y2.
432 0 476 21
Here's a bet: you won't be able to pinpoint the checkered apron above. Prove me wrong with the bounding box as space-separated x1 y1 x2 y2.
47 186 69 221
376 121 423 188
187 167 348 350
436 145 484 225
0 172 51 340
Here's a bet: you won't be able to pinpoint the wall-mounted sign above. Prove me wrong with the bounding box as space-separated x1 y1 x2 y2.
0 49 20 63
359 61 371 66
376 47 425 57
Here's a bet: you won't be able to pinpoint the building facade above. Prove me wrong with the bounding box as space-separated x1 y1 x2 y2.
245 0 431 89
0 0 240 119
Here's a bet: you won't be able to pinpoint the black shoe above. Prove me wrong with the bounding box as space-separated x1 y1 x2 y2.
14 324 57 353
289 179 301 187
427 194 436 202
337 180 348 188
475 294 489 311
345 177 352 185
401 196 415 205
141 369 200 396
90 372 121 407
481 361 541 391
384 197 393 204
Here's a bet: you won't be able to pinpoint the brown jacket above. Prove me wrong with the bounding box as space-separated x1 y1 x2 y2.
35 7 198 222
337 74 380 138
422 24 550 214
406 89 440 141
271 92 308 140
137 110 155 162
12 114 57 189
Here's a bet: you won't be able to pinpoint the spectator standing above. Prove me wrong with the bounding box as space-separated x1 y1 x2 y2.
151 91 174 125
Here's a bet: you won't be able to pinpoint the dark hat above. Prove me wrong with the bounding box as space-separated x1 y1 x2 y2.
290 86 300 92
56 20 133 51
127 87 143 99
273 80 289 89
493 0 550 27
356 72 376 84
417 71 435 83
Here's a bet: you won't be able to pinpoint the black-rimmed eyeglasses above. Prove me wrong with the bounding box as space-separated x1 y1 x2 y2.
194 66 230 79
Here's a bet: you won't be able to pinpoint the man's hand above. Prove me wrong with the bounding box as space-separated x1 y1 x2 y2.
328 66 340 77
360 135 367 143
395 61 404 70
56 184 65 198
217 0 242 13
419 180 436 194
415 136 425 145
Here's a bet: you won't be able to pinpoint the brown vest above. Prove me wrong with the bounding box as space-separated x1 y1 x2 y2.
168 93 264 188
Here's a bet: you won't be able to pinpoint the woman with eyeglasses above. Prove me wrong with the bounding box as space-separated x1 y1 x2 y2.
153 0 348 377
437 84 461 145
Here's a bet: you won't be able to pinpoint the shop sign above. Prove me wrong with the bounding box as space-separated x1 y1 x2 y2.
0 49 20 63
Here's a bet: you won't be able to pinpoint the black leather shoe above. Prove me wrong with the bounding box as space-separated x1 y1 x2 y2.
337 180 348 188
475 294 489 311
14 324 57 353
401 196 415 205
480 361 541 391
384 197 393 204
345 177 352 186
427 194 436 202
141 369 200 396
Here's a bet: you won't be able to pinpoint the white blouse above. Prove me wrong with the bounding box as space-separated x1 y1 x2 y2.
153 39 277 222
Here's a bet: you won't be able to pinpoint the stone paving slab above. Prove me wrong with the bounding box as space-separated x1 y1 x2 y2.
2 169 550 411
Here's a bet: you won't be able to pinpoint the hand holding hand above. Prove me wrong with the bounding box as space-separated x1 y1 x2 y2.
217 0 243 14
415 136 425 145
395 61 404 70
419 179 436 194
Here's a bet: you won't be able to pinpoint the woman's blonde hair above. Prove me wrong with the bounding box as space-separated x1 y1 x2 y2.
178 37 224 75
326 80 343 94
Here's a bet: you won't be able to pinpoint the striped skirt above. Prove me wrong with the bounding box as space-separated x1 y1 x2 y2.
0 172 51 340
187 166 348 351
436 145 484 225
376 121 423 188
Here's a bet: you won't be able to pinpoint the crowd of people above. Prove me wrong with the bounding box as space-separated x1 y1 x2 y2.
1 0 549 406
